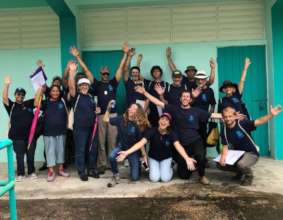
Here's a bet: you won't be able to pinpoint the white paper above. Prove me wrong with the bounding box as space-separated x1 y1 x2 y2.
136 99 146 109
30 70 46 91
213 150 245 165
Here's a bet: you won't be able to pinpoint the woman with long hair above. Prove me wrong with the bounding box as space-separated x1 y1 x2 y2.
117 112 197 183
103 101 150 187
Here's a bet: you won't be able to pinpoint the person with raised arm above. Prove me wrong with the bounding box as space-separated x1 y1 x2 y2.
135 86 222 184
116 112 197 183
218 58 252 118
2 76 37 181
218 105 282 185
68 62 99 181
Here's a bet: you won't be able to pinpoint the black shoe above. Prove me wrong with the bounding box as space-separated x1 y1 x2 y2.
39 163 47 171
79 173 88 181
88 170 100 178
240 175 253 186
232 172 243 181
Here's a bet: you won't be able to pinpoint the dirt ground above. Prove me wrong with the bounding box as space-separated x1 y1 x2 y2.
1 183 283 220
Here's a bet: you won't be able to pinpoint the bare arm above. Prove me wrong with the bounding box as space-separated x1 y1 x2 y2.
123 48 136 82
135 86 165 109
254 105 282 126
166 47 177 72
220 145 229 166
68 62 78 98
211 112 222 119
62 61 72 88
70 47 94 83
238 58 251 94
115 43 129 81
2 76 11 106
136 54 143 67
34 88 43 107
207 58 216 86
174 141 197 170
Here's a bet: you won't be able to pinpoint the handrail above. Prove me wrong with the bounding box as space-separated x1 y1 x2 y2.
0 138 17 220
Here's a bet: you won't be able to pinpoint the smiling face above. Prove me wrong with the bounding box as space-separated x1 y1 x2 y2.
172 75 182 86
152 68 162 80
186 69 196 79
79 83 90 95
128 103 138 120
158 116 170 130
101 72 109 82
14 92 25 104
180 91 192 107
196 78 207 87
131 68 140 81
222 107 237 127
224 86 236 96
49 86 60 100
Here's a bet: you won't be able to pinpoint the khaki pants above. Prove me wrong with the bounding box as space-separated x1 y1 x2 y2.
97 113 118 168
217 152 259 176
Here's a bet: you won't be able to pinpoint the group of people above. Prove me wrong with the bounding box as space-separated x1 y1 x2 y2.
2 43 282 187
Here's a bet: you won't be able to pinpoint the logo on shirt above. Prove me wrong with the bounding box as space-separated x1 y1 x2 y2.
129 126 136 134
201 94 208 102
165 140 170 147
231 97 240 104
58 103 64 109
235 130 245 139
187 115 194 123
108 85 113 92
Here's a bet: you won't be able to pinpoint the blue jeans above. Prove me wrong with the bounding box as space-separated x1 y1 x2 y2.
109 146 140 181
149 157 173 182
73 128 98 175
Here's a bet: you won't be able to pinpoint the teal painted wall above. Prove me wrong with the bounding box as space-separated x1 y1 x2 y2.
0 48 61 163
271 0 283 159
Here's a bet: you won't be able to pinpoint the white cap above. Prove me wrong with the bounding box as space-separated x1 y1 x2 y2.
194 70 208 79
77 78 91 86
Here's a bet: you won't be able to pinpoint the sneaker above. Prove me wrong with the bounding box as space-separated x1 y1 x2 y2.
199 176 210 185
29 173 38 180
107 174 120 187
16 175 25 182
232 172 243 181
58 169 70 177
79 173 88 181
47 171 56 182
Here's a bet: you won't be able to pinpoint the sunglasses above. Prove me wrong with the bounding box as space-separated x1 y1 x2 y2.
16 93 25 97
101 72 109 76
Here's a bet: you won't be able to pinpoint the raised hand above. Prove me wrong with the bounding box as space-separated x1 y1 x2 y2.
116 151 127 162
70 46 80 57
68 62 78 75
233 112 247 121
186 157 197 171
166 47 172 58
154 83 165 96
137 53 143 63
4 76 11 85
128 48 136 57
191 87 201 98
209 58 216 69
122 42 130 54
135 86 146 95
36 59 45 68
244 57 252 69
270 105 282 116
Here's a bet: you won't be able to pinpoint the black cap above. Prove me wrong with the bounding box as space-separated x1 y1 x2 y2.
14 87 26 96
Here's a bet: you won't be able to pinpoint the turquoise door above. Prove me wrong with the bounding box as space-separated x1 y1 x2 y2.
82 50 126 114
217 45 269 156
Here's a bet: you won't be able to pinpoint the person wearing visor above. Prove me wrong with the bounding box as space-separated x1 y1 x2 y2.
68 63 99 181
2 76 37 181
166 47 216 91
192 70 216 155
218 58 252 119
117 112 196 183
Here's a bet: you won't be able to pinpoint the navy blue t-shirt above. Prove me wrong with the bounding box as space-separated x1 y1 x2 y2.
181 76 197 91
72 93 96 130
110 116 142 150
219 90 249 117
144 128 178 161
193 87 216 111
91 77 118 114
164 84 187 106
165 104 211 145
125 78 150 107
221 119 258 155
41 98 68 136
4 99 34 140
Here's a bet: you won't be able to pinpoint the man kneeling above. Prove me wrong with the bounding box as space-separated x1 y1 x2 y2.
218 105 282 186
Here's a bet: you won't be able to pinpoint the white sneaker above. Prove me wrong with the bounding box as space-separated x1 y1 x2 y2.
16 175 25 182
29 173 38 180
